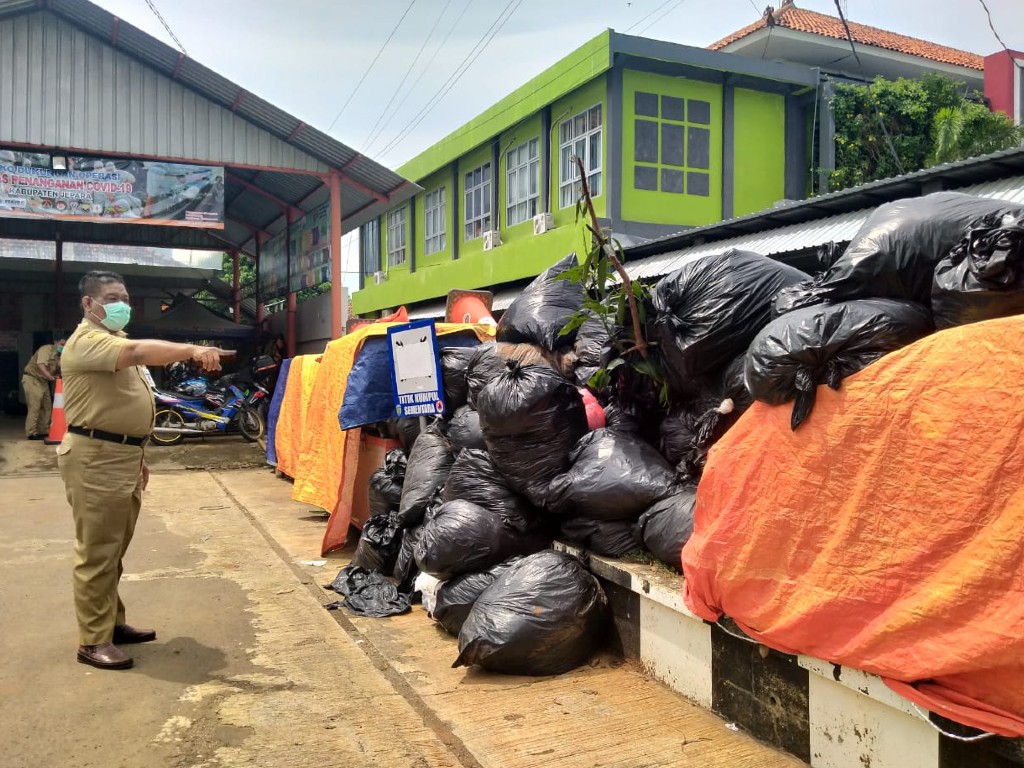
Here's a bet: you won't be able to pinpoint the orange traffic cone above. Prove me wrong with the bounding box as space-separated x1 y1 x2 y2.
44 378 67 445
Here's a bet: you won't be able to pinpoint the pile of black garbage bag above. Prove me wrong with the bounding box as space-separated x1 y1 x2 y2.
330 195 1024 674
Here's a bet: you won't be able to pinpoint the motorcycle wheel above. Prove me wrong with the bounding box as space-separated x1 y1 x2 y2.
152 408 186 446
238 407 265 442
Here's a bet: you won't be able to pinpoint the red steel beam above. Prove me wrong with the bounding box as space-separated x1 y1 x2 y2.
329 170 343 339
172 53 186 80
340 173 386 204
111 17 120 45
227 172 303 218
287 122 307 141
231 90 247 112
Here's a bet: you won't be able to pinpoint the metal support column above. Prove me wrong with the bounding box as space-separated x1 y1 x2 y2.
286 214 296 357
232 249 241 323
329 171 344 339
255 234 264 326
54 233 63 329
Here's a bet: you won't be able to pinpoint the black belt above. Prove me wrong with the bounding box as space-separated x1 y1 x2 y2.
68 426 149 447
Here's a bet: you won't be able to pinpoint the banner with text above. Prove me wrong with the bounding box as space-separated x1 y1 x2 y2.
259 202 332 299
0 149 224 228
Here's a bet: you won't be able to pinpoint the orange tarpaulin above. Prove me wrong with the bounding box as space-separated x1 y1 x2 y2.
286 322 494 554
683 314 1024 737
273 354 320 479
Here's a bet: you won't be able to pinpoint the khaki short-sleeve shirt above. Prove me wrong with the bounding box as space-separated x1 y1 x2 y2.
60 318 156 437
23 344 58 381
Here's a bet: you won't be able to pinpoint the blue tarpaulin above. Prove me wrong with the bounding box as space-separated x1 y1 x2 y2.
265 357 292 466
339 332 480 430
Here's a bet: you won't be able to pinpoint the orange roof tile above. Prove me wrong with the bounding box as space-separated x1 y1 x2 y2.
709 2 983 71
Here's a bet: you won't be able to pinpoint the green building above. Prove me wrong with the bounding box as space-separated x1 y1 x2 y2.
355 30 822 318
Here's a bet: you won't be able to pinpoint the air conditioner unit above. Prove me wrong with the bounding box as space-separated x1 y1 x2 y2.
532 212 555 235
373 271 388 285
482 230 502 251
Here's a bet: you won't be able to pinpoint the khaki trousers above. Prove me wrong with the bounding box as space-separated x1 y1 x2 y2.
57 433 144 646
21 375 51 437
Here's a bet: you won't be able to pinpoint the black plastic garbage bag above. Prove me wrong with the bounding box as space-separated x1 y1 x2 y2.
772 279 829 318
432 558 522 636
368 450 407 518
745 298 933 429
441 347 475 410
793 192 1024 309
454 550 608 675
447 406 486 454
546 428 678 520
414 500 549 581
466 342 553 407
652 249 809 396
559 516 641 558
633 487 697 572
442 449 539 526
392 524 422 594
324 565 411 618
477 362 588 507
672 355 753 475
932 215 1024 329
349 512 403 574
556 314 612 388
496 254 586 350
385 416 433 455
397 422 454 528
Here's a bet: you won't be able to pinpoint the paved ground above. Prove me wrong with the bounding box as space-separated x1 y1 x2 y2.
0 418 804 768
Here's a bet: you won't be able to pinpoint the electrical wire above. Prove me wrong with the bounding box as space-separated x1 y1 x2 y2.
326 0 418 134
363 0 456 153
976 0 1011 54
636 0 690 36
142 0 187 55
831 0 905 176
624 0 675 34
375 0 523 161
760 23 773 60
364 0 474 155
745 0 761 12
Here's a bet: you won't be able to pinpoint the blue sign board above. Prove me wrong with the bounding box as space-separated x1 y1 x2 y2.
386 319 447 418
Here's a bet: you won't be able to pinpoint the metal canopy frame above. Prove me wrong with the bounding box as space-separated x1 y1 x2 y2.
0 0 421 342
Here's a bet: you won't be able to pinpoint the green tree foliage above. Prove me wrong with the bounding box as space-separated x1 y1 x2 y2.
829 74 1023 192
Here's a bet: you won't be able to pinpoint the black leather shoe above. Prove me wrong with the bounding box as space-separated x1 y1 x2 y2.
113 624 156 644
77 643 133 670
27 434 45 441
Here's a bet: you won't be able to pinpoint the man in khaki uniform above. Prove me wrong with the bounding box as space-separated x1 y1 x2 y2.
21 336 66 439
59 270 231 670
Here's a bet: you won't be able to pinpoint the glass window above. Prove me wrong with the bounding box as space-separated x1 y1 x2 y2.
464 163 491 241
506 138 540 227
661 95 685 121
661 168 684 194
386 208 406 267
661 124 685 167
635 120 658 163
687 172 710 196
688 99 711 125
635 91 658 117
558 104 603 209
424 187 447 255
687 127 711 169
632 90 714 198
361 218 380 276
634 166 658 191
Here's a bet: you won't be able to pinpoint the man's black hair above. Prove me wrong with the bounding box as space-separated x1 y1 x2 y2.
79 270 126 298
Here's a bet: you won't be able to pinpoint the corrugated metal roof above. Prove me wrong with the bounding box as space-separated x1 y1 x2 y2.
627 174 1024 279
0 0 419 255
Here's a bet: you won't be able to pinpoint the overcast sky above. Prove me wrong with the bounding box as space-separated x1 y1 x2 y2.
88 0 1022 288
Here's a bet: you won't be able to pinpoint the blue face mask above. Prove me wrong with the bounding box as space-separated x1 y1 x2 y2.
91 300 132 332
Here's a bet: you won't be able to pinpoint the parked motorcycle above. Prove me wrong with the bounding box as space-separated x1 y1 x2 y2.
150 355 276 446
